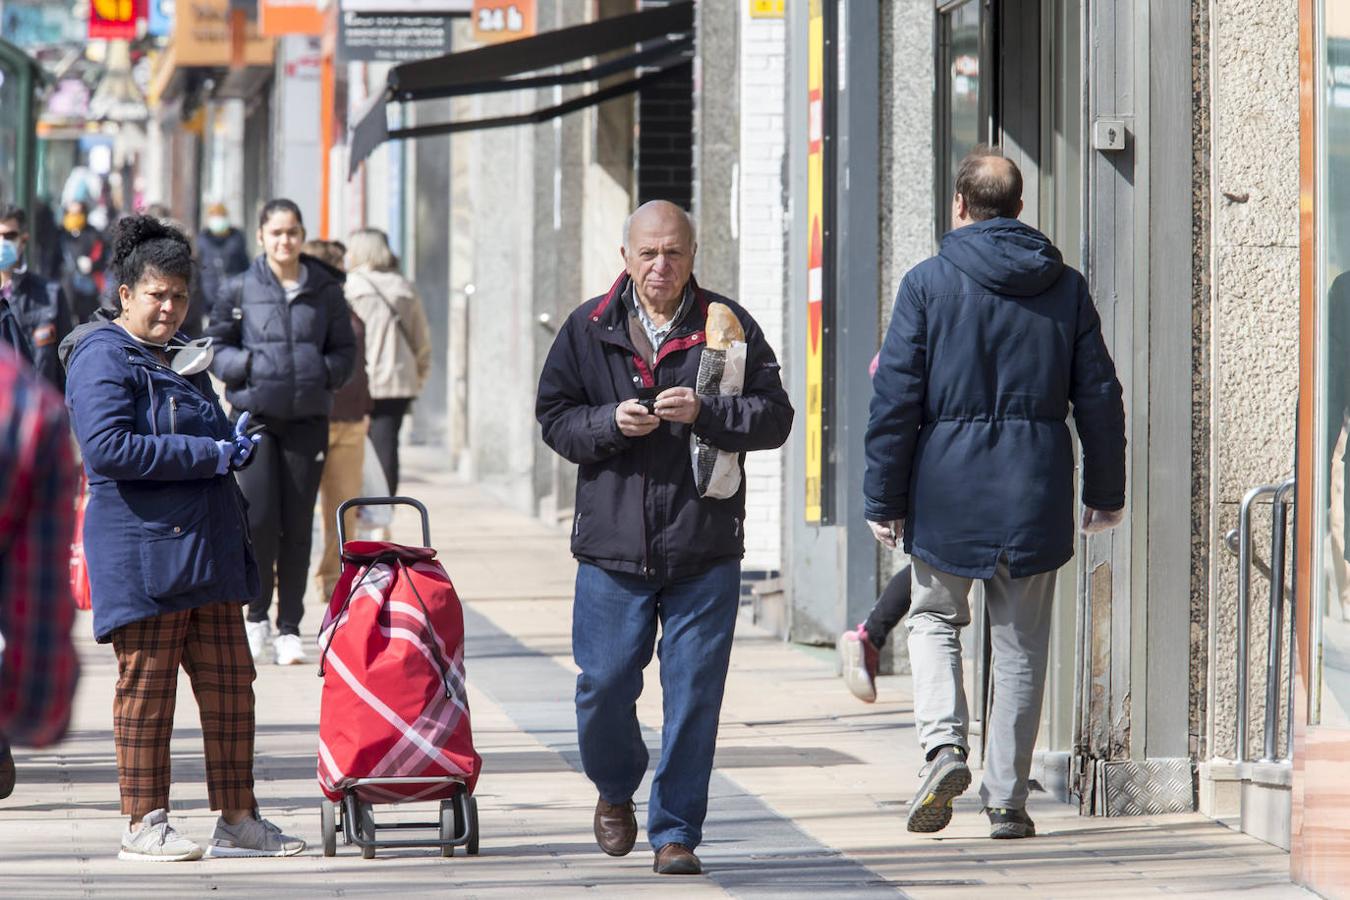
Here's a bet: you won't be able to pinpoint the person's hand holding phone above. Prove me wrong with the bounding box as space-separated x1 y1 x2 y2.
616 396 660 437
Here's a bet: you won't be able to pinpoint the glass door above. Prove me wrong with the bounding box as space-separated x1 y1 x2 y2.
935 0 991 238
1294 0 1350 892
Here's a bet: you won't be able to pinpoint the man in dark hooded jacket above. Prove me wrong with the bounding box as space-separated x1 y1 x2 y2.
864 148 1126 840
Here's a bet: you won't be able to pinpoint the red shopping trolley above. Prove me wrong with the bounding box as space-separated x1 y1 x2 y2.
316 497 482 858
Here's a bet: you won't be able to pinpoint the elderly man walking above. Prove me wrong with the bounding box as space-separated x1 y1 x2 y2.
536 200 793 875
864 148 1126 840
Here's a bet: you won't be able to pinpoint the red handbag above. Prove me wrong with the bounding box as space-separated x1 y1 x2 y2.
69 473 91 611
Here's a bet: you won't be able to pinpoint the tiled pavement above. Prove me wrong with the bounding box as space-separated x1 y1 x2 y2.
0 447 1305 897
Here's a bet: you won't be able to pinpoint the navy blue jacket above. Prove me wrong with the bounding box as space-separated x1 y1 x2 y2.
5 270 72 391
207 254 357 421
536 274 794 580
864 218 1126 579
197 227 251 309
62 323 259 641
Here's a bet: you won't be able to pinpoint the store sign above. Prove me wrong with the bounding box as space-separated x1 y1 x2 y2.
749 0 784 18
173 0 274 66
260 0 325 36
471 0 534 44
89 0 144 40
339 11 452 62
804 0 827 524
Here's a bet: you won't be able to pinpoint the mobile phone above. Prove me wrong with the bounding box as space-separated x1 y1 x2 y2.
635 386 660 413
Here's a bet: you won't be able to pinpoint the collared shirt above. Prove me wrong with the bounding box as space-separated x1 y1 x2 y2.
624 280 693 353
0 345 78 747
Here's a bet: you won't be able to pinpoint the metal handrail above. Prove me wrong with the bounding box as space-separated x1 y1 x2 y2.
1234 483 1279 763
1261 478 1297 763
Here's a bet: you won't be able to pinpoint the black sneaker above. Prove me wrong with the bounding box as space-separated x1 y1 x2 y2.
986 806 1035 839
906 745 971 833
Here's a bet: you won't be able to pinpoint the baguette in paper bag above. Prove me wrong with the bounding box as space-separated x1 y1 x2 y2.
692 304 747 498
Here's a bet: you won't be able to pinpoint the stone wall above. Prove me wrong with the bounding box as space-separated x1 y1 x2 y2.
1204 0 1302 760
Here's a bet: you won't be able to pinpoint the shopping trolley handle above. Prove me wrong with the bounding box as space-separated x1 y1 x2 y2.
337 496 432 547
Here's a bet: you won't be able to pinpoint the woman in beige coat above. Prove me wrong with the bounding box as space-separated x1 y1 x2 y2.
344 229 432 495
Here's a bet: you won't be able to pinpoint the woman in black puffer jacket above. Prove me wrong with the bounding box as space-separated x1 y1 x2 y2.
207 199 356 666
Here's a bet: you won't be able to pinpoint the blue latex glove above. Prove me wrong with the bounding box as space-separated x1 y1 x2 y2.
215 440 234 475
231 433 261 467
230 411 261 467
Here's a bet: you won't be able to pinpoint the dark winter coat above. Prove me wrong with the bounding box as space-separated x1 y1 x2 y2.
197 227 251 309
207 254 357 421
61 321 259 642
58 227 106 324
536 273 794 580
4 270 72 391
864 217 1126 579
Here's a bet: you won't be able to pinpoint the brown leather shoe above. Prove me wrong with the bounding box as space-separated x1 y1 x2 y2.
653 842 702 875
593 798 637 856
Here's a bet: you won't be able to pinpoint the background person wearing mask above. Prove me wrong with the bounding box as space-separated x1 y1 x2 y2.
58 200 107 324
197 203 250 317
0 205 74 390
344 228 431 496
208 200 356 666
302 239 372 603
61 214 304 861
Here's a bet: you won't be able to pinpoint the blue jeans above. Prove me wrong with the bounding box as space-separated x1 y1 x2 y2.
573 559 741 851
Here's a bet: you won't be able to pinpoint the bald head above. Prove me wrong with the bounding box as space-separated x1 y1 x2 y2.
623 200 697 250
953 148 1024 224
620 200 698 312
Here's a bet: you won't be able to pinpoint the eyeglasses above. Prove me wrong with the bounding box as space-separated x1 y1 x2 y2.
0 231 20 240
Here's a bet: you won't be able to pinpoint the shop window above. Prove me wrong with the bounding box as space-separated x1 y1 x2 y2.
1313 0 1350 727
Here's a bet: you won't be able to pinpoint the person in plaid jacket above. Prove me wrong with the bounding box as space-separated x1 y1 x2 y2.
0 342 79 801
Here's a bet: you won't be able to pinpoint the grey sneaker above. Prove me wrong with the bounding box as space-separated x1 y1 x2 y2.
906 745 972 833
986 806 1036 839
118 809 203 862
205 813 306 858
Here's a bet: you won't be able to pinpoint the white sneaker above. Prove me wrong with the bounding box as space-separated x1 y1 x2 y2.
274 633 307 666
245 620 271 662
118 808 203 862
204 812 306 858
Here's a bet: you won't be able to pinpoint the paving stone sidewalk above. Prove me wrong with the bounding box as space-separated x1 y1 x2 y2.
0 447 1304 898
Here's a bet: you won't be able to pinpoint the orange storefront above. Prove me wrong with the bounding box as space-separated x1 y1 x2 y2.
1295 0 1350 894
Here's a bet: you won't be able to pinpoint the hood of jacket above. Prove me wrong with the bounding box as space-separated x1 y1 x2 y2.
938 217 1065 298
245 252 346 295
345 267 411 300
58 307 119 370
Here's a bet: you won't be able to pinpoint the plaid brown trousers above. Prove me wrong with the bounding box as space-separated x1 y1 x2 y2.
110 602 257 817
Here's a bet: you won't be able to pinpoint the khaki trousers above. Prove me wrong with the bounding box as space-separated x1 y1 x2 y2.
315 418 367 603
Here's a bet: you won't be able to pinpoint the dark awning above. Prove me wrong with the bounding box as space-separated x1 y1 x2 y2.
349 1 694 177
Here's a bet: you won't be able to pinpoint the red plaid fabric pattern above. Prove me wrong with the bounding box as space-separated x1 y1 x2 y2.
110 602 257 816
318 550 480 804
0 345 78 748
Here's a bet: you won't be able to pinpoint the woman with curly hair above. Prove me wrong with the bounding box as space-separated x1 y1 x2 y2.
60 215 305 861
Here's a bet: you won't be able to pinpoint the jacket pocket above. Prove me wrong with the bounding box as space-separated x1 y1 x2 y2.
139 495 216 599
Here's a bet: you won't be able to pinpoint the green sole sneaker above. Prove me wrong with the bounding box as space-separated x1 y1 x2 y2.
906 751 972 833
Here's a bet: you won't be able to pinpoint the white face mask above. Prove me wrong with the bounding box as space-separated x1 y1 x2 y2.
169 336 214 376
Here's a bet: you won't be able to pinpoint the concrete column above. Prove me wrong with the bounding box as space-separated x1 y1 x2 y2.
692 0 738 293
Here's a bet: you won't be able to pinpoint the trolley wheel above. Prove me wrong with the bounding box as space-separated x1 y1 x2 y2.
359 801 377 860
455 792 479 856
320 799 337 857
439 800 456 857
